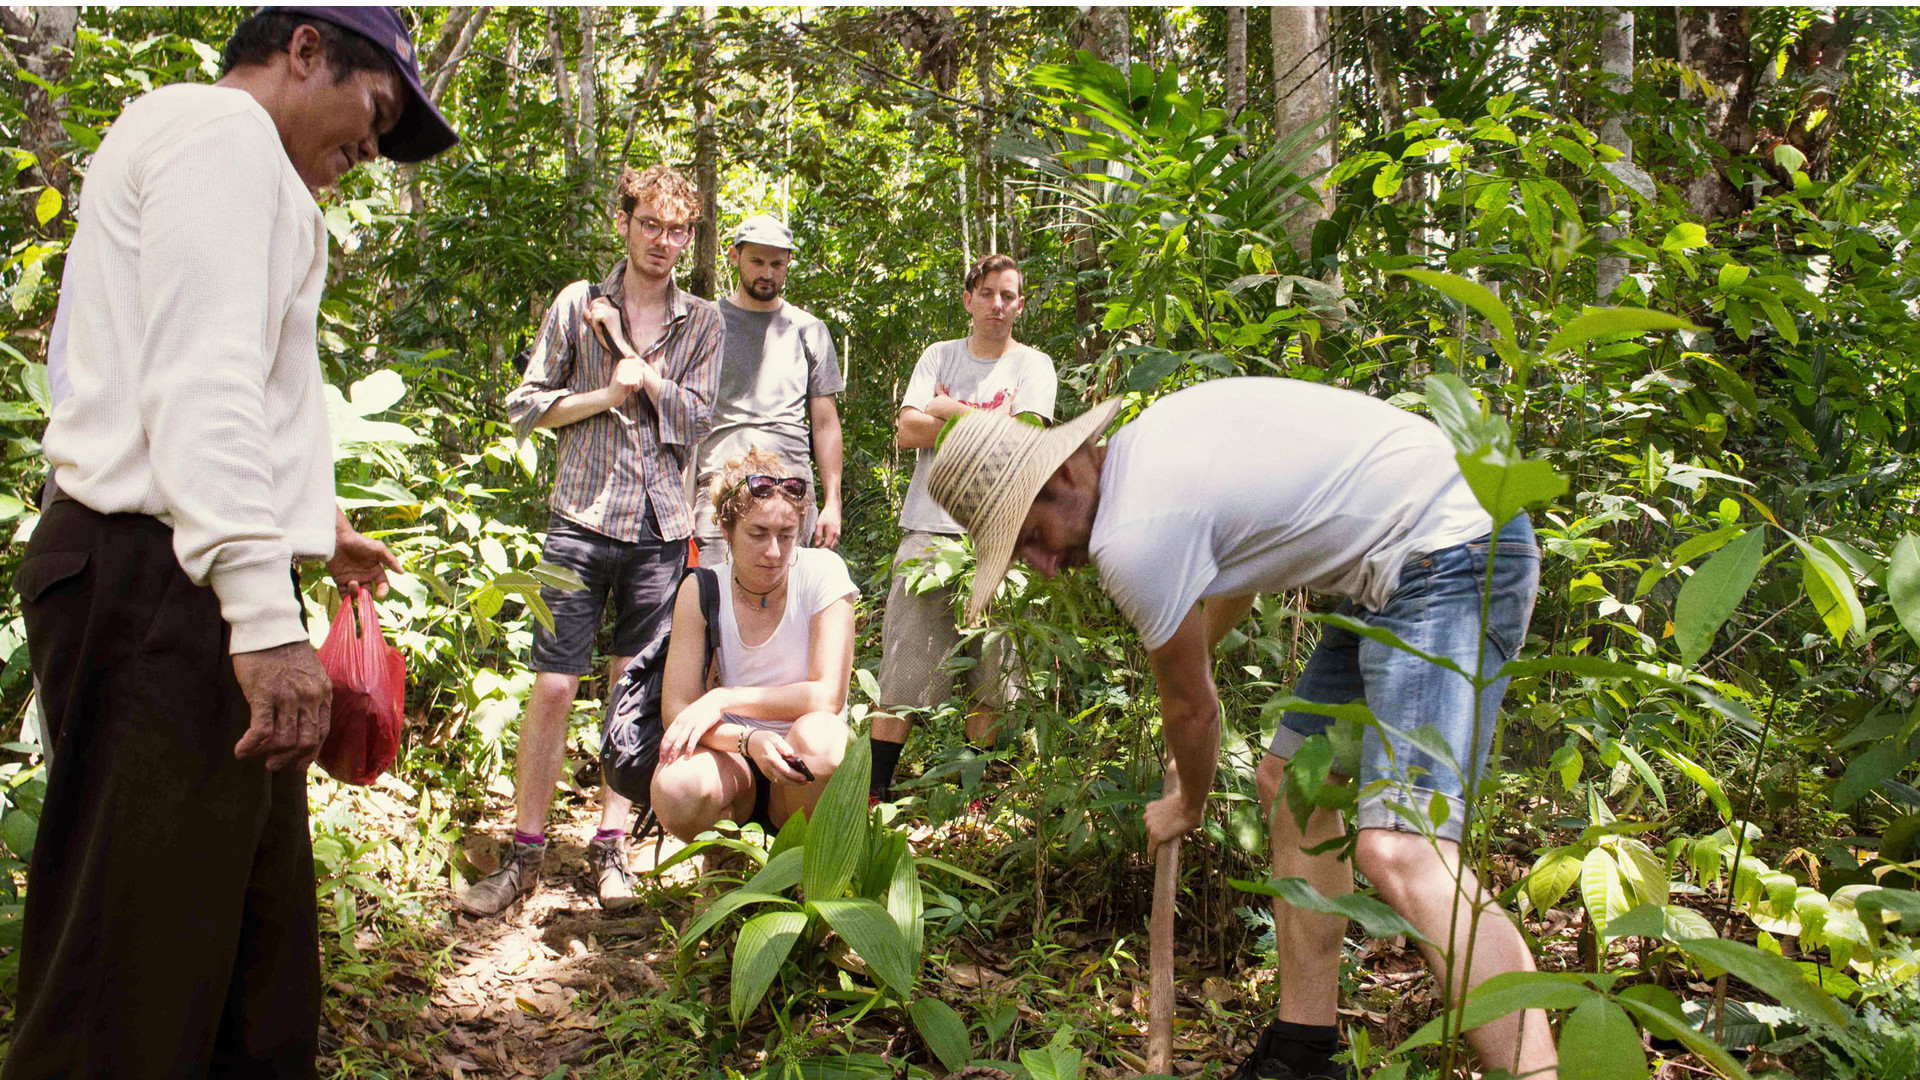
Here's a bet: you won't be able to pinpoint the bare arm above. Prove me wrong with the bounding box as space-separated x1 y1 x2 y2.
808 395 843 548
1144 606 1221 854
895 396 969 449
1202 594 1256 652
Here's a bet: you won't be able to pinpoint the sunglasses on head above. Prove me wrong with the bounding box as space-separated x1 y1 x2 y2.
729 474 809 501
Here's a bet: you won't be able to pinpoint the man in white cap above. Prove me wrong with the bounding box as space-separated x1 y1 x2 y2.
11 7 454 1076
690 213 845 563
926 377 1558 1080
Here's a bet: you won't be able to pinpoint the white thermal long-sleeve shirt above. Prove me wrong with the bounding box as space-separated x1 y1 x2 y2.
44 84 336 654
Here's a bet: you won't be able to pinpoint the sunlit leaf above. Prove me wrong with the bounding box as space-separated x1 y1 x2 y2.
1673 527 1765 666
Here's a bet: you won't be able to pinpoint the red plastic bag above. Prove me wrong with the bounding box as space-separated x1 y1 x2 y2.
316 588 407 785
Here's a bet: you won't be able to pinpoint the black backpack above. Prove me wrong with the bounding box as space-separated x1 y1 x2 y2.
601 566 720 809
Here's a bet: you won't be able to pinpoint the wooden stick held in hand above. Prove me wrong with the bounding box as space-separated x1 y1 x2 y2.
1147 836 1180 1075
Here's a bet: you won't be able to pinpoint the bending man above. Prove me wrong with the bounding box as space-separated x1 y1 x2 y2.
927 377 1557 1080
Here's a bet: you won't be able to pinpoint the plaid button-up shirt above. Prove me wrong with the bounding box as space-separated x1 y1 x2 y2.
507 264 724 543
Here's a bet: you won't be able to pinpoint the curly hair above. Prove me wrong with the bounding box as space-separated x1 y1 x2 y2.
616 163 701 221
708 448 803 531
963 252 1022 294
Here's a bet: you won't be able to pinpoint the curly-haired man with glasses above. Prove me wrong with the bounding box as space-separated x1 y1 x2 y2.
471 164 722 917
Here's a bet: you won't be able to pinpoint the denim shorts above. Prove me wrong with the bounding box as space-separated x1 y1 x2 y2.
530 511 687 675
1267 515 1540 843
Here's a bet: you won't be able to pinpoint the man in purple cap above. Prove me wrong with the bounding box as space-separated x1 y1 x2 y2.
8 8 455 1077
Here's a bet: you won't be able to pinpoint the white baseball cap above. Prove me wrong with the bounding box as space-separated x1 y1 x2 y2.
731 213 794 251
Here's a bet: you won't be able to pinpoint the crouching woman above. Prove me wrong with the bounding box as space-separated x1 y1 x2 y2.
652 449 858 840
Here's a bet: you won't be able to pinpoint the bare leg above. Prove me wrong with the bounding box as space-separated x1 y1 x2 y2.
1354 829 1558 1078
963 706 1002 747
870 711 910 744
513 671 582 836
596 654 636 832
771 712 849 825
1256 752 1352 1026
650 749 755 843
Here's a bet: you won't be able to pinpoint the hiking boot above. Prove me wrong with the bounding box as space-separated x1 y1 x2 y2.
457 839 544 917
589 833 636 912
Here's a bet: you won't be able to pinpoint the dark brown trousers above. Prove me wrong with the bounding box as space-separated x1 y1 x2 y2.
4 500 318 1079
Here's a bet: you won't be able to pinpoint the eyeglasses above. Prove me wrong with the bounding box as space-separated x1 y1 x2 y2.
630 216 694 246
727 474 809 501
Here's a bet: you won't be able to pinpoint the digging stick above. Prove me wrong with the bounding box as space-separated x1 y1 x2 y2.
1147 836 1181 1075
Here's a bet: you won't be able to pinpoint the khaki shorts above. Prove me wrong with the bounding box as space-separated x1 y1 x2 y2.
877 531 1018 710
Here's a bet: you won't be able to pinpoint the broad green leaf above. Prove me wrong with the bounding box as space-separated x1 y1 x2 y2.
1525 847 1584 913
812 897 915 996
347 369 407 416
678 849 805 951
907 998 970 1073
730 909 807 1026
1673 527 1765 666
1019 1026 1084 1080
1615 997 1754 1080
1543 308 1698 355
1657 748 1732 822
1284 733 1334 829
1372 161 1405 199
887 849 924 957
1394 972 1595 1055
1456 446 1569 526
803 731 870 902
769 806 809 859
1669 524 1746 568
34 186 61 226
1669 937 1850 1035
1888 534 1920 649
1582 848 1630 939
0 811 35 862
1230 876 1429 944
1793 537 1865 646
1396 269 1516 343
1614 837 1670 906
1854 887 1920 943
527 562 586 592
1662 222 1709 253
1834 725 1916 811
1562 998 1647 1080
1604 903 1716 942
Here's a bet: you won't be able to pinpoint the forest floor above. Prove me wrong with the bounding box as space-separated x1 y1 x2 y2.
309 776 1682 1080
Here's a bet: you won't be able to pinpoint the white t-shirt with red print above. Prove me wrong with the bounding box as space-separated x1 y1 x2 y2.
897 337 1057 534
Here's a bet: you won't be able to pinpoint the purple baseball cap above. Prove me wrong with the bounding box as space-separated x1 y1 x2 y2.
258 6 459 163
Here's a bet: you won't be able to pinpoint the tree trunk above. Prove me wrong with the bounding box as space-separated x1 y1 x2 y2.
972 8 996 256
689 5 720 299
0 6 79 237
547 8 578 172
1595 7 1634 300
424 6 491 106
576 6 599 184
1782 9 1852 180
1361 11 1405 136
1090 6 1129 76
1677 7 1756 222
1226 8 1248 121
1271 5 1334 263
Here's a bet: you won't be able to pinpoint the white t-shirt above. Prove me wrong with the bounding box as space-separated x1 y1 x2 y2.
715 548 860 711
1091 378 1493 651
898 338 1056 534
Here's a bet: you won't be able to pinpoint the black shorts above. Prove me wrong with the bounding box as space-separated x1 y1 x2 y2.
529 511 687 675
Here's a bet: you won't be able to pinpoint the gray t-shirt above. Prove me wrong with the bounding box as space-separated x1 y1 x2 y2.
696 298 843 477
1091 378 1493 650
898 337 1057 534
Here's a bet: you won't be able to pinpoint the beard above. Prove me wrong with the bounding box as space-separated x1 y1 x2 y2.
745 277 783 301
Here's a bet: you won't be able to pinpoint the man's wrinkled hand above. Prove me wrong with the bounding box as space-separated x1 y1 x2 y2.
1144 792 1204 856
232 641 332 771
813 501 843 549
329 523 401 599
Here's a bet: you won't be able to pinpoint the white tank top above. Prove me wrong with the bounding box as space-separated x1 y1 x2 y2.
715 548 859 710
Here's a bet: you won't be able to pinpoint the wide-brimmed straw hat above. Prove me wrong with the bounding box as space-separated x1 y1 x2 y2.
927 397 1125 623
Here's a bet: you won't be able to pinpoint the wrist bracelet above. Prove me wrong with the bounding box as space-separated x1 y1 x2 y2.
738 729 753 758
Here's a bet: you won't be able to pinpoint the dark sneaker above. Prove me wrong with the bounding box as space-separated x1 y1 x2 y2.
457 839 544 917
589 833 636 912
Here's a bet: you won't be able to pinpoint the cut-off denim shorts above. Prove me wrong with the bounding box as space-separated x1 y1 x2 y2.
1266 515 1540 844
